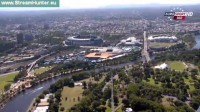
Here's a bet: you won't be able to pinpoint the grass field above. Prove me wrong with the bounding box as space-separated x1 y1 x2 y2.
33 66 53 75
184 76 195 92
106 105 112 112
59 86 84 111
80 75 105 84
167 61 186 72
0 73 18 91
161 96 176 110
142 77 161 87
105 101 123 112
150 42 176 48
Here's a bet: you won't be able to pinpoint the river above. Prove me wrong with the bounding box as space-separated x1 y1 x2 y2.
0 62 135 112
193 35 200 49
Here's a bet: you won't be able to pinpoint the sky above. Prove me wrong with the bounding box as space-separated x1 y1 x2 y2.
60 0 200 9
0 0 200 11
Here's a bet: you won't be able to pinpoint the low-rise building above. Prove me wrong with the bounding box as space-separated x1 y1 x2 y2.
85 52 114 62
119 37 142 46
154 63 169 70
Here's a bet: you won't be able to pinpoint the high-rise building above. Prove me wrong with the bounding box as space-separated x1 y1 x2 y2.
17 33 24 44
44 24 50 29
24 34 34 41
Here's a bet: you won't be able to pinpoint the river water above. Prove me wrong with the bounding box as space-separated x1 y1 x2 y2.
193 35 200 49
0 62 135 112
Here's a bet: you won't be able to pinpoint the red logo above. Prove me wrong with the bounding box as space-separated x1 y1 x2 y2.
173 16 186 20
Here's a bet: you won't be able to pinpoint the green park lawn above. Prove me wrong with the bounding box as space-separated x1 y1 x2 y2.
33 66 53 75
167 61 186 72
184 76 195 92
149 42 176 48
80 75 105 84
0 73 18 91
59 86 84 111
161 96 175 108
106 105 112 112
142 77 161 88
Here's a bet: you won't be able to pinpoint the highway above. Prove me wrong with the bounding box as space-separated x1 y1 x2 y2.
142 31 151 63
27 53 51 73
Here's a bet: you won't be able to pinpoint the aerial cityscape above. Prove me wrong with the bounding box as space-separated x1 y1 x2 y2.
0 1 200 112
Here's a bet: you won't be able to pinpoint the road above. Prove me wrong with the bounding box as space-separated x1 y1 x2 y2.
142 31 151 63
27 54 51 73
0 71 19 77
0 54 50 77
113 104 123 112
111 73 115 112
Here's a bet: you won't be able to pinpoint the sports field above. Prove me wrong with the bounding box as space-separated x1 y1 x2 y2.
33 66 53 75
0 73 18 91
150 42 176 47
167 61 186 72
59 86 84 111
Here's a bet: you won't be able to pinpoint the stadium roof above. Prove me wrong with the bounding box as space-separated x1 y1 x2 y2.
85 52 114 59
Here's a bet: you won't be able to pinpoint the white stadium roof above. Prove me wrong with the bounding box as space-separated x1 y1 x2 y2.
148 35 177 40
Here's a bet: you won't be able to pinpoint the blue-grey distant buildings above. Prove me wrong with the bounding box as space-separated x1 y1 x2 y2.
17 33 24 44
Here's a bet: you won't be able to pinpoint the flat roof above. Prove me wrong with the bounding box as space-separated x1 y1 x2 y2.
85 52 114 59
38 102 49 106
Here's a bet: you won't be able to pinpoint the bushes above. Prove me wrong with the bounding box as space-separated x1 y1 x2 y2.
130 95 165 112
14 70 27 82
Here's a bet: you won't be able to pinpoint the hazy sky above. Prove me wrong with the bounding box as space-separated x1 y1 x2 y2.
0 0 200 11
61 0 200 9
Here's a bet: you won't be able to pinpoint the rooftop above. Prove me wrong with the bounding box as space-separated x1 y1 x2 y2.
154 63 169 70
85 52 114 59
148 35 177 40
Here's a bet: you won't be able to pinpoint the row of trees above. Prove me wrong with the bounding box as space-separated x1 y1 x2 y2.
154 50 200 66
99 50 141 67
0 40 15 54
125 63 199 111
35 61 95 81
126 83 195 112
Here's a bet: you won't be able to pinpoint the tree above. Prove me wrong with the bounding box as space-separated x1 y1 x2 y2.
14 70 28 82
191 69 198 76
92 100 101 109
65 97 68 101
114 96 119 106
78 96 81 101
190 100 199 110
4 83 11 91
43 90 49 95
73 98 76 102
39 94 45 99
103 88 111 99
82 81 87 89
122 98 129 107
35 98 40 103
60 107 65 111
55 90 62 101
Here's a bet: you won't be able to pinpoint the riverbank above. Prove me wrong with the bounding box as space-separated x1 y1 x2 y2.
0 68 83 110
0 61 135 112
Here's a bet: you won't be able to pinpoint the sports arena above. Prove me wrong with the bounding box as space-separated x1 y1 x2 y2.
148 35 178 42
65 35 103 46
